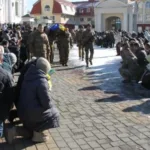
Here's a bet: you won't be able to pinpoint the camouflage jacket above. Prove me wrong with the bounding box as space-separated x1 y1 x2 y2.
82 29 95 46
76 30 84 45
29 30 50 58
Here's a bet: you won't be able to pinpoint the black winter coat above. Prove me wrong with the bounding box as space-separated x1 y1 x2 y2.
0 66 14 120
17 65 59 130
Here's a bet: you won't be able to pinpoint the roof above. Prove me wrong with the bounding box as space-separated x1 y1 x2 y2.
55 0 75 7
53 0 76 15
22 14 33 18
73 1 99 8
30 0 41 15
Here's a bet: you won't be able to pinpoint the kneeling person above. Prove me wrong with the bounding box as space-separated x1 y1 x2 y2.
5 57 59 143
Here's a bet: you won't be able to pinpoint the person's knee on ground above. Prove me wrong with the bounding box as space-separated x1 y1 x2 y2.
119 67 132 83
32 116 59 143
4 125 32 144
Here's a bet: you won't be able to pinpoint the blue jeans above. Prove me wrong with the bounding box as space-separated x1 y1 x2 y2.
0 121 3 137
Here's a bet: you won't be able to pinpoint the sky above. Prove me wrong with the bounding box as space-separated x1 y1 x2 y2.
27 0 87 12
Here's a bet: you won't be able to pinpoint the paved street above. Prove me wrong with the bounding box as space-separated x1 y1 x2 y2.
1 45 150 150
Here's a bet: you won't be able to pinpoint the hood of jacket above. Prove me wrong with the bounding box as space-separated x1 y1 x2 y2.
24 65 47 82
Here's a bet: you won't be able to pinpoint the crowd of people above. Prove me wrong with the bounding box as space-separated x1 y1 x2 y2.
0 24 61 144
0 22 97 144
94 31 115 48
116 31 150 90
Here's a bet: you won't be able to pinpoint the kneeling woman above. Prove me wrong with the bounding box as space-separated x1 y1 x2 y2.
6 57 59 143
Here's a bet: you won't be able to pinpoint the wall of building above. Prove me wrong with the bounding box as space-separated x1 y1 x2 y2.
53 14 61 23
137 1 150 31
94 0 131 32
60 15 75 24
0 0 25 23
0 0 5 23
75 16 94 25
41 0 54 18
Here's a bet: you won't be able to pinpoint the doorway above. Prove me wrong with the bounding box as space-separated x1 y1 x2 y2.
106 16 121 31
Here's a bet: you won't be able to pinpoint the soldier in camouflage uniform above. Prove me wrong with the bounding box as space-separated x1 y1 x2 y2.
29 24 50 60
57 29 72 66
119 42 141 83
48 30 57 64
76 25 84 61
82 24 95 67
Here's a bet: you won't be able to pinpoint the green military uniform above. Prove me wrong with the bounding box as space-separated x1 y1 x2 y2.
82 29 95 67
76 29 84 60
48 30 56 64
119 56 140 82
57 30 72 66
29 30 50 59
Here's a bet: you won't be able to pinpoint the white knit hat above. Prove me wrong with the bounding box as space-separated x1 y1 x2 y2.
8 53 17 66
36 57 51 73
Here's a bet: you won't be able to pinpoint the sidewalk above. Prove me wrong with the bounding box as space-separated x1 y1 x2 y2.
1 46 150 150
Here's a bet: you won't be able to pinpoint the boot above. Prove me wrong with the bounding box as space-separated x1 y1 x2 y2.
89 59 93 65
32 131 49 143
4 126 16 144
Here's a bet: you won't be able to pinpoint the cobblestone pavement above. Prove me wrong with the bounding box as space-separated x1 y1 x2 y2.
1 46 150 150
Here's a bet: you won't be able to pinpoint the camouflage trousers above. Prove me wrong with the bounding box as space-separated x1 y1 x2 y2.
119 67 145 82
58 43 69 65
84 43 94 66
119 67 132 81
78 44 84 60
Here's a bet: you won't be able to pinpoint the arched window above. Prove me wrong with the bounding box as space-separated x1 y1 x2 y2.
45 5 50 11
146 1 150 22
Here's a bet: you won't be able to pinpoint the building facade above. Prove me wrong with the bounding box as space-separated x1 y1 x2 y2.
0 0 26 24
94 0 137 32
30 0 150 32
30 0 76 28
137 0 150 31
73 0 98 27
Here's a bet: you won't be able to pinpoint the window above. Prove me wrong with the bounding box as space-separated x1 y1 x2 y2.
79 8 84 13
87 18 91 22
137 2 143 22
146 2 150 22
15 2 18 16
64 5 67 10
51 16 55 21
146 26 150 31
64 15 66 20
87 8 90 13
45 5 50 11
138 26 142 33
71 7 74 11
80 18 84 22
